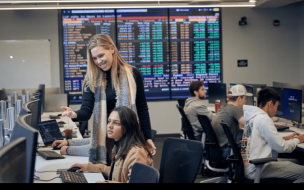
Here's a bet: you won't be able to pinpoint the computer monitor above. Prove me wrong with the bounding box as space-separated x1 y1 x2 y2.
26 99 41 129
0 137 27 183
230 83 254 106
273 81 304 103
38 84 45 114
242 83 266 97
208 83 227 104
10 114 38 183
0 88 6 101
269 87 302 124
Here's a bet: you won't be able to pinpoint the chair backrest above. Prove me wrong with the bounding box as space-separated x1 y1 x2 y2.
220 122 244 183
176 104 195 140
177 98 186 108
197 115 222 167
151 129 157 142
159 138 204 183
129 162 159 183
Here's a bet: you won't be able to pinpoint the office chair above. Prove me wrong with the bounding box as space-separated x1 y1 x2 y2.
176 104 195 140
177 98 187 108
151 129 157 142
129 162 159 183
197 115 229 183
220 122 289 183
159 137 204 183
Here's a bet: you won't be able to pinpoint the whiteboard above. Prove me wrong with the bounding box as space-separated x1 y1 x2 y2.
0 40 52 89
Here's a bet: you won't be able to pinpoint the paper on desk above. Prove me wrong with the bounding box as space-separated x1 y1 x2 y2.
84 173 105 183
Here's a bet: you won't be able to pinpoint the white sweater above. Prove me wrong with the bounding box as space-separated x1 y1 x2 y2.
242 105 300 179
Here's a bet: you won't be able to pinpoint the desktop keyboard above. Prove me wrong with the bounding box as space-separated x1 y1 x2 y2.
60 171 88 183
37 150 65 160
275 124 289 131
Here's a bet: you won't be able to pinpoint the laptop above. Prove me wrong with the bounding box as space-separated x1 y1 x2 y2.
38 120 64 146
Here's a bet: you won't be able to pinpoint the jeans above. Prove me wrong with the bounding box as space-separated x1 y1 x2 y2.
221 143 242 160
195 135 202 142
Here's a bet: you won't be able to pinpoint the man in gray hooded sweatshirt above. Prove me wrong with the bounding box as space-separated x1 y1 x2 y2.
242 87 304 183
184 81 216 142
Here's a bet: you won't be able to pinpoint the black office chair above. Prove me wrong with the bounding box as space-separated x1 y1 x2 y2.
176 104 195 140
151 129 157 142
177 98 187 108
197 115 229 183
220 122 289 183
129 162 159 183
159 137 204 183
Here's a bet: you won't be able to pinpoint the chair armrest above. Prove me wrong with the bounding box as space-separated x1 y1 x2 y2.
226 155 239 164
249 158 277 165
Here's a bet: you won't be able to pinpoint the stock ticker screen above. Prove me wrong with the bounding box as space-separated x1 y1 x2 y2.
61 8 222 104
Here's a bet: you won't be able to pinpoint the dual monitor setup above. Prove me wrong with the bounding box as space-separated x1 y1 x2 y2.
0 84 46 183
206 81 303 125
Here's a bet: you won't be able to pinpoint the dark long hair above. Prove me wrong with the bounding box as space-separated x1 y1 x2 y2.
106 106 152 161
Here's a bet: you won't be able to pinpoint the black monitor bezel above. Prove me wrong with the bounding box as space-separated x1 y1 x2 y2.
9 114 38 183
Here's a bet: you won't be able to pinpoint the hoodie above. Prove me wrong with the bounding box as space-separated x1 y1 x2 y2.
184 97 216 137
242 105 300 179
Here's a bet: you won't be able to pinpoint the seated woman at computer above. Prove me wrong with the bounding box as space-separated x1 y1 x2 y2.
211 85 251 159
184 81 216 142
242 87 304 183
52 33 156 165
69 106 153 183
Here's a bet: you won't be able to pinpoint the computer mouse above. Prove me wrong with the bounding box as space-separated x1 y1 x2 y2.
58 121 66 124
57 114 62 116
67 167 82 173
53 145 61 150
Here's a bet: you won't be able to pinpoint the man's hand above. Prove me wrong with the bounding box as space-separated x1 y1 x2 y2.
295 134 304 143
283 132 300 141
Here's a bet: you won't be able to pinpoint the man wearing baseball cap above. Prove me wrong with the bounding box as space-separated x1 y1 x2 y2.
211 84 252 159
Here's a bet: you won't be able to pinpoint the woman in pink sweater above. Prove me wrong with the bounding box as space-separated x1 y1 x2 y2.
70 106 153 183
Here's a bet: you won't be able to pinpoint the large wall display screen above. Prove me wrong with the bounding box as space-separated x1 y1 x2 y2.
61 8 222 104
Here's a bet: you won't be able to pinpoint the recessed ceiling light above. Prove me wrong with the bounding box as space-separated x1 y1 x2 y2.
10 56 13 59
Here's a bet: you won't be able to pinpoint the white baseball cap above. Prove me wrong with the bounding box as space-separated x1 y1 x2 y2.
228 84 253 96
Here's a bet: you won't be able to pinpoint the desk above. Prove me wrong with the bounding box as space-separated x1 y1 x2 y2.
34 112 104 183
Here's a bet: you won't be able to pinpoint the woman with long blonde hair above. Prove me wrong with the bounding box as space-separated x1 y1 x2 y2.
52 33 156 167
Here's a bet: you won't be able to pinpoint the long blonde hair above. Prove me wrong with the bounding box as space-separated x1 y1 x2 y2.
83 33 133 93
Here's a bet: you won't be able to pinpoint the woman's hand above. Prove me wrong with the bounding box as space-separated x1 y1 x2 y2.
61 106 78 119
69 163 88 172
146 139 156 156
52 140 68 148
60 146 68 155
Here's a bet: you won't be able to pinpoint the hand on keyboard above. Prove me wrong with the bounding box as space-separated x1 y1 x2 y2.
283 132 300 141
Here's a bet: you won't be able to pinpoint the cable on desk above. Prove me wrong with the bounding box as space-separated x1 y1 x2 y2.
34 174 61 182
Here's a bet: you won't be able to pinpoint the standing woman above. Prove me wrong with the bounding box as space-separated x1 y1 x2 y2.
53 33 156 166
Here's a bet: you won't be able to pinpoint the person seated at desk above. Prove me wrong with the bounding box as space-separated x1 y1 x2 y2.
69 106 153 183
211 85 250 159
184 81 216 142
52 33 156 164
242 87 304 183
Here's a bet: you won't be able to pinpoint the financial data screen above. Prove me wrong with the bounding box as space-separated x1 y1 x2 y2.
62 9 116 103
61 8 222 104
